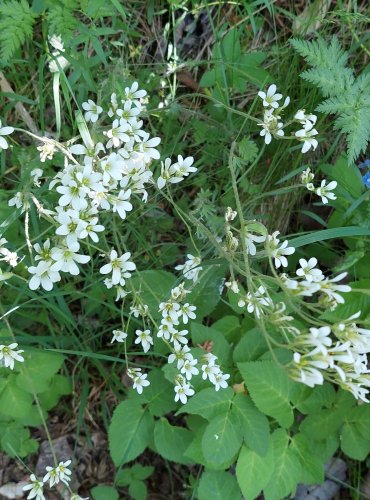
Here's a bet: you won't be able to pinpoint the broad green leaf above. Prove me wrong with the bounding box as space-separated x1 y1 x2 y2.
236 443 274 500
233 328 268 363
128 480 147 500
201 410 243 468
300 407 346 440
340 422 370 460
130 270 176 319
91 485 118 500
263 429 302 500
177 387 233 420
290 433 324 484
198 470 242 500
16 351 65 394
132 369 177 417
187 263 226 319
153 418 193 465
349 405 370 439
0 376 33 418
191 323 231 367
212 315 240 343
296 383 336 414
1 423 38 458
109 400 154 466
238 361 294 428
232 394 270 456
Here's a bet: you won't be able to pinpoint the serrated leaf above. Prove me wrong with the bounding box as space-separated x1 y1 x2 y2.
233 328 268 363
263 429 302 500
153 418 193 464
340 422 370 460
201 410 243 468
198 470 242 500
290 433 324 484
236 443 274 500
231 394 270 455
238 361 294 428
177 387 233 420
91 485 118 500
296 383 336 414
300 407 346 440
109 400 154 466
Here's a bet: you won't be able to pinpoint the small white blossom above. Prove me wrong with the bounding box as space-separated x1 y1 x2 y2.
22 474 45 500
267 231 295 268
82 99 103 123
213 372 230 391
175 254 202 283
43 460 72 487
179 303 196 324
294 109 317 131
0 119 14 150
31 168 43 187
135 329 153 353
258 84 283 109
111 330 128 343
100 250 136 285
296 258 323 282
0 343 24 370
315 179 337 204
295 127 318 153
28 260 61 291
174 380 194 404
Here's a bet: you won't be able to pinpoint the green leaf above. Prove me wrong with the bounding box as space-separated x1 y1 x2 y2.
191 323 231 367
198 470 242 500
212 315 240 343
187 263 226 319
129 480 147 500
289 226 370 248
130 270 176 319
153 418 193 464
300 407 346 440
91 485 119 500
290 433 324 484
109 400 154 466
236 444 274 500
201 410 243 468
16 351 64 394
238 361 294 428
1 423 38 458
177 387 233 420
340 422 370 460
231 394 270 456
0 376 33 419
349 405 370 440
233 328 268 363
263 429 302 500
296 383 336 414
133 369 177 417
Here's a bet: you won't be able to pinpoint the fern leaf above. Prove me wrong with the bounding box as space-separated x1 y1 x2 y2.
0 0 36 65
47 0 79 42
334 107 369 164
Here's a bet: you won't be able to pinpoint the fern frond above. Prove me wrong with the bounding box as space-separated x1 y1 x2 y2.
334 107 369 164
291 37 354 96
0 0 36 65
47 1 79 42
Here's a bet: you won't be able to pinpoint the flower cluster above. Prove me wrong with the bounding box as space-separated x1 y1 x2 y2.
23 459 75 500
300 167 337 204
175 254 202 283
257 84 318 153
7 82 196 296
291 313 370 402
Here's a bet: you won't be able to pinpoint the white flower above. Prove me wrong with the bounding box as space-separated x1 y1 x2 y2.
106 119 130 148
296 258 323 282
110 189 133 219
201 362 220 381
130 304 148 318
320 272 351 305
315 179 337 204
0 247 19 267
82 99 103 123
135 329 153 353
111 330 128 343
171 329 189 346
22 474 45 500
180 358 199 380
168 345 192 369
0 343 24 370
175 155 197 178
225 280 240 293
0 119 14 150
179 303 196 324
258 84 282 109
132 372 150 394
28 260 61 290
300 167 315 185
295 127 318 153
239 285 272 319
294 109 317 131
159 301 180 322
50 247 90 275
56 182 88 211
267 231 295 268
244 231 266 256
8 192 23 209
174 381 194 404
213 372 230 391
138 133 161 162
175 254 202 283
158 321 177 340
43 460 72 487
31 168 43 187
100 250 136 285
37 141 56 162
124 81 147 106
291 352 324 387
108 93 118 117
157 158 183 189
258 109 284 145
